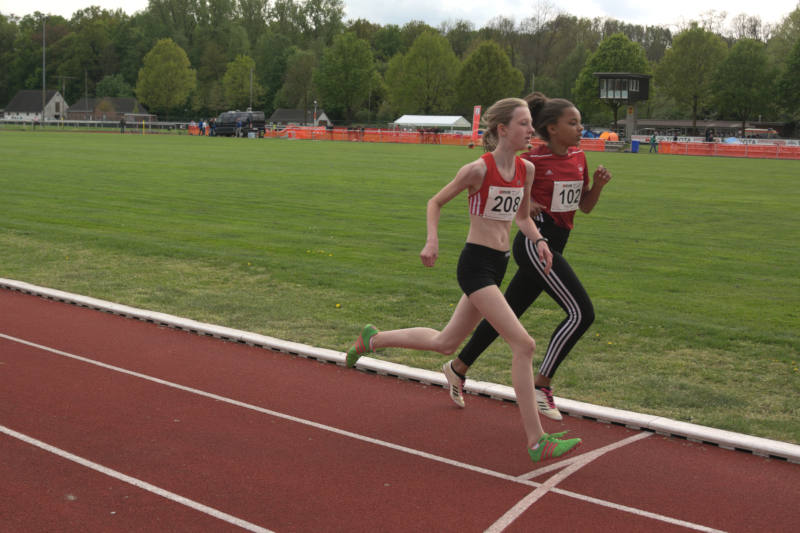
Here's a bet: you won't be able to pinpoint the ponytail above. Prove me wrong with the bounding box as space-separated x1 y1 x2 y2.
524 92 575 141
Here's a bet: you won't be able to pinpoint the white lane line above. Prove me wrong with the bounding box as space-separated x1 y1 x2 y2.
0 425 273 533
0 333 725 533
0 333 533 486
486 432 653 532
487 430 726 533
550 487 727 533
519 432 653 480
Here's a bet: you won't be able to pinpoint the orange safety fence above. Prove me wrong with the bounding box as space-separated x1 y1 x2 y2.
658 142 800 160
188 125 798 160
261 126 610 152
187 125 209 135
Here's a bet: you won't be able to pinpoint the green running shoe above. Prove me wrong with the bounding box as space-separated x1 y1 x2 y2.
346 324 379 367
528 432 581 462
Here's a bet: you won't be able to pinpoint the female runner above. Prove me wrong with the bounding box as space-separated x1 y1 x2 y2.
346 97 582 462
442 92 612 420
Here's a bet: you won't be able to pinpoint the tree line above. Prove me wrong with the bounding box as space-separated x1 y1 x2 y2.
1 0 798 131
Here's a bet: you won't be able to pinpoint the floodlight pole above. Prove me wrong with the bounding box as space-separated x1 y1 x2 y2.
41 16 46 127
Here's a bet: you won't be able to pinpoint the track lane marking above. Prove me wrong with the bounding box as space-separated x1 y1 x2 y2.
488 433 664 532
518 431 653 480
0 425 273 533
1 332 726 532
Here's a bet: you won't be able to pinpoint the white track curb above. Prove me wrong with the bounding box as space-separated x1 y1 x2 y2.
2 277 799 464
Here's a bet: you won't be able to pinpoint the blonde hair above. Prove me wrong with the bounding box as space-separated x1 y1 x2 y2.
481 97 528 152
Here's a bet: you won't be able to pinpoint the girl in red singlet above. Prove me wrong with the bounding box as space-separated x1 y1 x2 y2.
447 92 613 421
346 97 582 463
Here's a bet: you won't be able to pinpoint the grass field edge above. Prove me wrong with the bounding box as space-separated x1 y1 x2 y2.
2 276 798 464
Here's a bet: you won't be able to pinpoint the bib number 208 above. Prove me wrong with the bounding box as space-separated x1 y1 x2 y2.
486 186 523 221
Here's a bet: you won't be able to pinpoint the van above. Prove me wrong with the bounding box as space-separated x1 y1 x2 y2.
215 110 266 137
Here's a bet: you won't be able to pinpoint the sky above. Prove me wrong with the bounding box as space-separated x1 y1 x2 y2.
1 0 797 30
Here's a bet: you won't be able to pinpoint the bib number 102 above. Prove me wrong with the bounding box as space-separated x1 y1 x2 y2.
550 181 583 212
558 187 580 205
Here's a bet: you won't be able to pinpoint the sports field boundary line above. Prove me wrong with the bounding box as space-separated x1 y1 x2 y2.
2 276 798 464
0 331 725 533
0 424 274 533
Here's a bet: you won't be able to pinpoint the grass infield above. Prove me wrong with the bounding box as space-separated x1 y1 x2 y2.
2 130 798 444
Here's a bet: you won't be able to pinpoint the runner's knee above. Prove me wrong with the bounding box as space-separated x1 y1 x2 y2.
581 300 595 329
434 336 462 355
510 334 536 359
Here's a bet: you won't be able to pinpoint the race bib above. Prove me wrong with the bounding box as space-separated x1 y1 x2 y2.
485 185 523 221
550 181 583 212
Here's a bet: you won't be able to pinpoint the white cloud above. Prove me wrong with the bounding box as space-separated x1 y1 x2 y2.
1 0 796 29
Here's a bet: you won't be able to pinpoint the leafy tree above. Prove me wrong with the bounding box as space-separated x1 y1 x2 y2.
766 5 800 69
777 38 800 118
440 19 475 59
113 14 155 89
146 0 198 50
385 31 459 114
303 0 345 46
273 47 316 113
711 38 777 134
573 33 650 127
455 40 525 115
135 38 196 115
554 44 591 98
0 14 19 105
253 29 293 115
371 24 403 63
222 54 263 110
95 73 133 97
314 32 375 120
518 13 598 96
400 20 436 50
196 40 228 83
656 24 727 133
347 18 381 42
236 0 269 45
518 10 573 93
269 0 305 46
480 15 518 66
641 25 672 63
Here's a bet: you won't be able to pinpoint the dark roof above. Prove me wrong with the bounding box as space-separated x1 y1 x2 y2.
69 97 97 111
593 72 652 79
269 108 326 122
635 119 756 129
6 90 60 112
70 97 147 114
99 97 147 114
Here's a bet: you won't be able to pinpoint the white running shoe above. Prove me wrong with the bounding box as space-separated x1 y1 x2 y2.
535 386 563 421
442 360 465 408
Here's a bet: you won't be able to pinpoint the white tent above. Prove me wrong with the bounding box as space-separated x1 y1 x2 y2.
393 115 471 131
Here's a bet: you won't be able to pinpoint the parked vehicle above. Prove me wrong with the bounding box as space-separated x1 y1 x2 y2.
215 110 266 137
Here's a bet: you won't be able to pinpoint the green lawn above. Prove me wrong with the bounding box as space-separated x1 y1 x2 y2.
2 130 798 443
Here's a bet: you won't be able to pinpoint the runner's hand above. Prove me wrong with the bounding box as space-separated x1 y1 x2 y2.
420 242 438 267
593 165 612 186
530 201 546 218
537 240 553 276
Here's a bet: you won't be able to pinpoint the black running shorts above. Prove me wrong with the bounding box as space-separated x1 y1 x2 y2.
457 243 510 296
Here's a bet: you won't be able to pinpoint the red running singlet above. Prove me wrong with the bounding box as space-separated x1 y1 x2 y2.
521 145 589 230
468 152 526 221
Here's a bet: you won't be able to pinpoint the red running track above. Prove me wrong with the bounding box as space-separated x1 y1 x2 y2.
1 288 799 532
